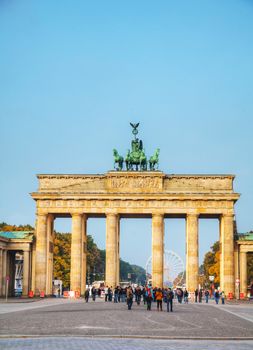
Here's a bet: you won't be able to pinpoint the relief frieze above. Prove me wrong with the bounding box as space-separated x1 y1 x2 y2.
37 199 231 210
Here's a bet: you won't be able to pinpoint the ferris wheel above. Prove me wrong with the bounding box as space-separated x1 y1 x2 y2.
145 250 185 287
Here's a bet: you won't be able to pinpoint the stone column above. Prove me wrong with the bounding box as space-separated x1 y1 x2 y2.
105 213 119 288
81 215 87 295
46 214 54 295
70 213 83 292
152 214 164 288
186 214 199 292
35 213 48 295
2 250 7 296
240 251 247 298
22 250 30 296
220 214 235 296
0 249 2 296
116 217 120 286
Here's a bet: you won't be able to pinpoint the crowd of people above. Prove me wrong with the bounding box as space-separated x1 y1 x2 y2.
84 285 226 310
84 285 196 311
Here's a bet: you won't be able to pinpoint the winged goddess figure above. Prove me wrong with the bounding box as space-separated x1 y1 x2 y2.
130 122 139 139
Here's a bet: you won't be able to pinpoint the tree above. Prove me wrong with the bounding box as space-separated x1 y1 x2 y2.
203 241 220 287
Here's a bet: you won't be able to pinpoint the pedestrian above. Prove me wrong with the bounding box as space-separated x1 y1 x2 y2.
214 290 220 304
194 289 198 303
122 287 126 303
143 286 147 305
91 286 96 301
166 288 174 312
156 288 163 311
146 285 153 311
108 287 113 301
183 289 189 304
126 286 133 310
104 286 108 302
198 289 202 303
136 286 141 305
114 287 118 303
177 288 183 304
220 291 225 304
84 288 90 303
204 289 209 303
118 287 122 302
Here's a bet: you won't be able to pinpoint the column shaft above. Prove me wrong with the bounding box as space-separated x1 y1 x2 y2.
0 249 2 296
186 214 199 292
240 251 247 297
1 250 7 296
220 214 235 296
46 214 54 295
22 251 30 296
81 215 87 295
70 213 83 292
152 214 164 288
35 214 48 295
105 213 119 288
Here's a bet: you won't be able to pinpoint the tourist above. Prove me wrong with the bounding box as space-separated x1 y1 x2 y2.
114 287 118 303
104 286 108 302
122 287 126 303
204 289 209 303
91 286 96 301
183 289 189 304
142 286 147 305
84 288 90 303
166 288 174 312
214 290 220 304
126 286 133 310
97 287 102 298
194 289 198 303
176 288 183 304
220 291 225 304
118 287 122 302
135 286 142 305
156 288 163 311
198 289 203 303
108 287 113 301
146 285 153 311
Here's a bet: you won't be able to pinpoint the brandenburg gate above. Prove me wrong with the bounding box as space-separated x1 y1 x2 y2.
30 124 240 297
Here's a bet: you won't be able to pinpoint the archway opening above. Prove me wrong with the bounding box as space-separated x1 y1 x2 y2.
119 216 151 285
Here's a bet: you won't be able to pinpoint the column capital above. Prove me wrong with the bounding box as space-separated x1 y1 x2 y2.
152 212 164 218
106 212 119 218
71 212 83 218
186 213 199 218
37 212 48 217
221 213 234 218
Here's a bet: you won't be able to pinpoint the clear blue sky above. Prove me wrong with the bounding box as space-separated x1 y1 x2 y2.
1 0 253 269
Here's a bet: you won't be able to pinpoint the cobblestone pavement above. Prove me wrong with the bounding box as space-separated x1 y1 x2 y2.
0 298 253 339
0 338 253 350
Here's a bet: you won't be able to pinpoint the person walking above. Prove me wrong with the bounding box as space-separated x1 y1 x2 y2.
136 286 142 305
194 289 198 303
214 290 220 304
108 287 113 301
204 289 209 303
166 288 174 312
156 288 163 311
146 286 153 311
114 287 118 303
104 286 109 302
220 291 225 304
91 286 96 301
198 289 203 303
84 288 90 303
126 286 133 310
183 289 189 304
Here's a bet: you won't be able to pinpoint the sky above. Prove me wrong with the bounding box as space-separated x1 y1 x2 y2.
0 0 253 270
